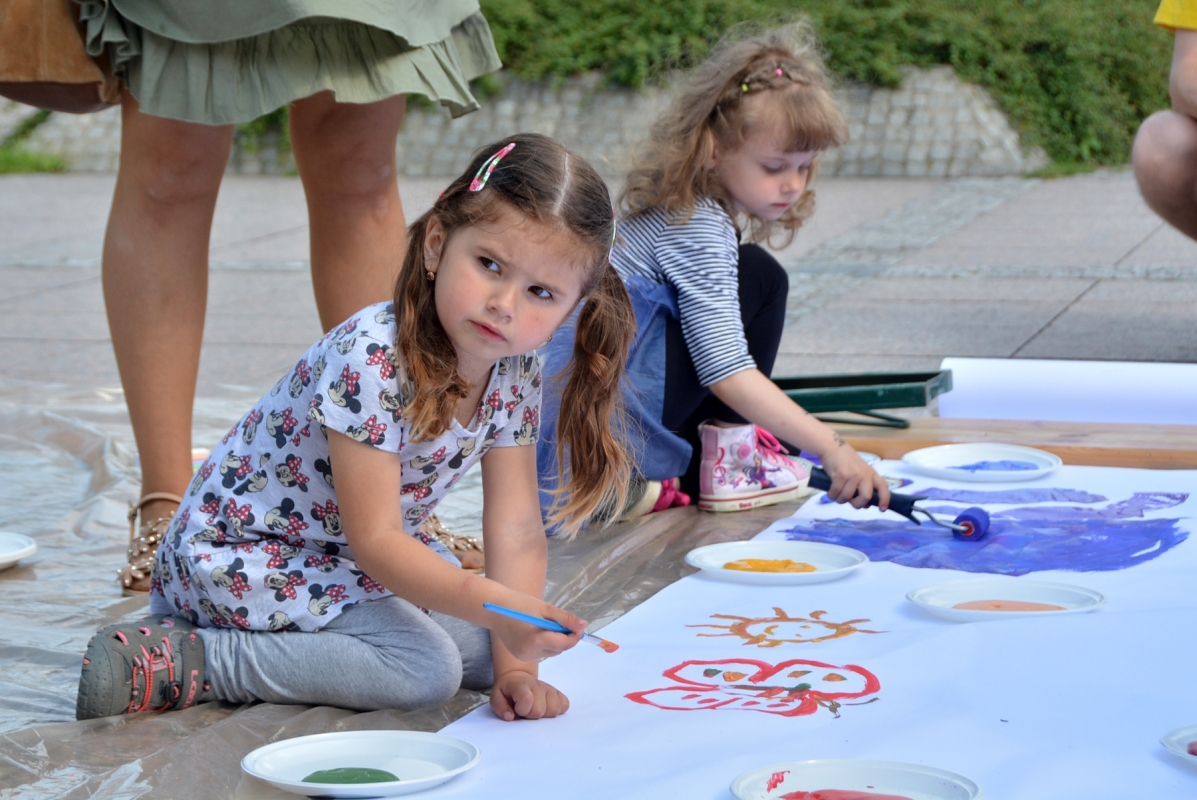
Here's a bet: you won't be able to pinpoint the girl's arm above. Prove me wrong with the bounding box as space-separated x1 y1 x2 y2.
709 367 891 510
478 443 571 721
327 431 586 665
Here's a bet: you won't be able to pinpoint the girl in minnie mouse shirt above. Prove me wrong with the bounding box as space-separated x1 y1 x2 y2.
76 134 635 723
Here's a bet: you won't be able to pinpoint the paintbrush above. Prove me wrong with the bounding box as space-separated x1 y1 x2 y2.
483 602 620 653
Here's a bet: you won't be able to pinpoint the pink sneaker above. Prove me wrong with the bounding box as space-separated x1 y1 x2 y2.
698 423 810 512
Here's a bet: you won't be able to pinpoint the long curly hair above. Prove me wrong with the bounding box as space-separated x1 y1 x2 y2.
392 133 633 537
619 21 849 245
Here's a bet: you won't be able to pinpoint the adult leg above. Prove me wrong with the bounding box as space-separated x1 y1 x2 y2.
103 94 234 567
1132 110 1197 241
662 245 790 496
199 596 492 709
289 91 408 331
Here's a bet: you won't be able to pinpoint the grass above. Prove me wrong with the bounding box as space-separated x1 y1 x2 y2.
479 0 1173 168
0 108 65 173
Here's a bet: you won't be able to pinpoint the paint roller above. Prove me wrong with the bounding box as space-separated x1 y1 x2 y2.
807 466 991 541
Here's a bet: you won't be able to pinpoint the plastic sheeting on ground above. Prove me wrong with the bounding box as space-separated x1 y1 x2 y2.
0 381 791 798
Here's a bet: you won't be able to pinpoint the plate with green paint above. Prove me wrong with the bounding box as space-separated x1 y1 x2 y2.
241 730 480 797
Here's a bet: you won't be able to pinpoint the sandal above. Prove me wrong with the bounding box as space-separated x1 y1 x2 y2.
76 613 212 720
420 514 484 573
119 492 183 594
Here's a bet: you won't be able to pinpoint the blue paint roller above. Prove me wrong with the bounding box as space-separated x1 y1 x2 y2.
808 466 990 541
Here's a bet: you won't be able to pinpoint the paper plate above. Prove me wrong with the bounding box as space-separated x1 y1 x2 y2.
685 541 868 585
1160 723 1197 765
901 443 1061 482
0 532 36 571
906 578 1105 622
731 758 982 800
241 730 480 797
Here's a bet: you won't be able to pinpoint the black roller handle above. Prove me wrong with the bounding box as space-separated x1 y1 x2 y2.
808 466 924 524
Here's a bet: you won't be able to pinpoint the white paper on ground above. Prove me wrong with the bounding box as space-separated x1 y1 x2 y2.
431 464 1197 800
937 357 1197 424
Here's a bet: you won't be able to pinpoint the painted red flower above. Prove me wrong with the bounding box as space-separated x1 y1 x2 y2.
625 658 880 718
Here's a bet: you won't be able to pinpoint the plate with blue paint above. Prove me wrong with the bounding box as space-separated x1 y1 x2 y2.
901 443 1061 483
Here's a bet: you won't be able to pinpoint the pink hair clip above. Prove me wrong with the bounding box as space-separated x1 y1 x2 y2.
470 142 516 192
775 68 784 77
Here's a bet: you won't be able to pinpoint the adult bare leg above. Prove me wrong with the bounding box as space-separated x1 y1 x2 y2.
1133 109 1197 241
289 91 408 331
103 93 234 589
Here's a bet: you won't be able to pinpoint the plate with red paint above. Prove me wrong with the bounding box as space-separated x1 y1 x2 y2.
1160 723 1197 766
730 759 981 800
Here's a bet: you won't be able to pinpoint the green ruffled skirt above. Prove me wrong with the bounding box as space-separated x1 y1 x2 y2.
75 0 502 124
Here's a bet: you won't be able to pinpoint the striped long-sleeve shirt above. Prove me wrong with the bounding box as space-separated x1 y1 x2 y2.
611 199 754 386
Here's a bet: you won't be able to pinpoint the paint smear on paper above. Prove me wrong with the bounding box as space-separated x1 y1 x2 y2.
626 657 880 718
690 608 883 648
949 459 1039 472
777 791 913 800
952 599 1066 611
724 558 816 573
1188 741 1197 756
784 489 1189 575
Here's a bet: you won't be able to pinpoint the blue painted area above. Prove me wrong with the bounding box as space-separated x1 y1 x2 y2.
919 487 1107 504
784 488 1190 575
949 459 1040 472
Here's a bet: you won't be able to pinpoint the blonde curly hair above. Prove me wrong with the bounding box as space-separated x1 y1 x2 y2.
619 21 848 246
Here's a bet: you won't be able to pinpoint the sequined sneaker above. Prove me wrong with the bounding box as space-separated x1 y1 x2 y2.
76 614 211 720
697 423 810 512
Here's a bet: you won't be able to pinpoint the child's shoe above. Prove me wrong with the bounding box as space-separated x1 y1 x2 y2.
697 423 809 512
76 614 211 720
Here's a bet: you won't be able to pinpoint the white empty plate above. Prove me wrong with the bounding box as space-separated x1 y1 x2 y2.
901 443 1061 482
1160 723 1197 765
241 730 480 797
0 532 36 571
907 578 1105 622
685 541 868 585
731 758 981 800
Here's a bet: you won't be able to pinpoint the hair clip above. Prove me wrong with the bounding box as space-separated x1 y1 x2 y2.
470 142 516 192
775 67 784 77
741 83 750 93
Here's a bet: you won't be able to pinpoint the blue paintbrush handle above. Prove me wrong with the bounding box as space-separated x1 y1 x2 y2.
483 602 572 634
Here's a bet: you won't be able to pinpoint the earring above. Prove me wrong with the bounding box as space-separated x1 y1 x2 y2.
426 270 435 281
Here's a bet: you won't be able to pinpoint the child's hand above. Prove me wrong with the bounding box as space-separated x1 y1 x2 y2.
489 599 586 663
820 446 891 511
490 670 571 721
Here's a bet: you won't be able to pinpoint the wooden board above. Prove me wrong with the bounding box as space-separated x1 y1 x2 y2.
832 417 1197 470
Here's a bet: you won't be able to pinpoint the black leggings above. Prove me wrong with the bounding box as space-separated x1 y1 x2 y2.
662 243 789 497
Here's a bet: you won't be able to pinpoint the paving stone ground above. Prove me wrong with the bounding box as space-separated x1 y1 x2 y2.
2 170 1194 395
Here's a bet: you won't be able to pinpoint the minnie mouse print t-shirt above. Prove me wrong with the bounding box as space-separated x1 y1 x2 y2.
149 302 542 633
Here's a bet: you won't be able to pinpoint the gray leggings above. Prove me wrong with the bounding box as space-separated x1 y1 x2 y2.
198 596 493 711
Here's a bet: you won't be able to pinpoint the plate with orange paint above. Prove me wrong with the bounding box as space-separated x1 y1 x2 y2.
730 759 981 800
685 541 868 585
906 578 1105 622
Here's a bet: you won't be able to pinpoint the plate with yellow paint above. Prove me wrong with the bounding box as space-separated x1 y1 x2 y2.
685 541 868 585
907 578 1105 622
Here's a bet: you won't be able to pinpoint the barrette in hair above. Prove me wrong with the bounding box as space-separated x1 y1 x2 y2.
741 83 750 93
775 67 784 77
470 142 516 192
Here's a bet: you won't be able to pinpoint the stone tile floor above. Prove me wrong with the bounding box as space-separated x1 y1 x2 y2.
2 170 1195 532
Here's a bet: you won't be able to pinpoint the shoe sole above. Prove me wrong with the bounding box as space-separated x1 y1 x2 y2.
698 484 805 512
76 628 131 720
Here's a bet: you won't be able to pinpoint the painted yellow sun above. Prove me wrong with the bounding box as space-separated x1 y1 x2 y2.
689 607 883 648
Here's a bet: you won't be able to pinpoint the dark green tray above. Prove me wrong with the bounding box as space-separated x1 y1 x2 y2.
772 370 953 428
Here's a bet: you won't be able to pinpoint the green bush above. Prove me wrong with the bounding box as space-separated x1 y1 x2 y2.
480 0 1173 167
0 147 65 174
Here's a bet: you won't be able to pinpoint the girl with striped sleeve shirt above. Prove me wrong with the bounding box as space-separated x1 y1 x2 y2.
538 22 890 518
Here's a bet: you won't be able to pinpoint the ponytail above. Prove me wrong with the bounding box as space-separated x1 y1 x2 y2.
548 264 635 537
